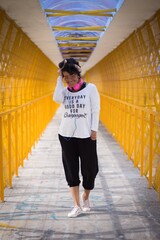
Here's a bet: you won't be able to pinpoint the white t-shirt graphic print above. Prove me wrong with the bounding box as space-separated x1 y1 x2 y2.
53 76 100 138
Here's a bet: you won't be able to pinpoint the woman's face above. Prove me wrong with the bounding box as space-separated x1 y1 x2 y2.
63 71 79 88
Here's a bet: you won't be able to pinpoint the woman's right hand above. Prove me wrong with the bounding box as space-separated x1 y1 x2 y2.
58 69 62 77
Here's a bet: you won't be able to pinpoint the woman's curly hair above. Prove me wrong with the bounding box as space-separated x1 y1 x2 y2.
58 58 81 78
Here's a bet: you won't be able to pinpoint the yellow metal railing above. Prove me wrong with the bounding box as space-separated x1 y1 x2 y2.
0 93 59 201
0 9 59 201
0 8 57 113
100 94 160 198
86 10 160 197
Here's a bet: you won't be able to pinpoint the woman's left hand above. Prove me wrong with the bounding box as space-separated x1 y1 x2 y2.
91 130 97 140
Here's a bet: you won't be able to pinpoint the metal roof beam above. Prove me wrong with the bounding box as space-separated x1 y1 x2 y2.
56 36 99 41
52 26 106 31
45 9 116 17
62 54 91 57
45 9 116 13
58 43 96 47
61 49 92 53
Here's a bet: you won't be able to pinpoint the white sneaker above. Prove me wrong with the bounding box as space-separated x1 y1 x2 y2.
81 193 91 212
68 206 82 218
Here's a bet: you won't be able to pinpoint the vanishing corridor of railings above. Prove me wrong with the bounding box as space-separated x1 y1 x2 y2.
0 8 59 202
100 94 160 199
0 94 58 201
86 10 160 200
1 93 160 202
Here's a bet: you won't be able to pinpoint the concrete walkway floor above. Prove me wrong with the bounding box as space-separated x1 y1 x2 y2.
0 107 160 240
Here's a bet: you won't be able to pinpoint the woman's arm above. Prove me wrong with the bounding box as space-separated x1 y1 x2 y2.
53 76 65 103
90 84 100 140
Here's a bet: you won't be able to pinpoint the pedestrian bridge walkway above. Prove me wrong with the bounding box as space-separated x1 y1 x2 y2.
0 107 160 240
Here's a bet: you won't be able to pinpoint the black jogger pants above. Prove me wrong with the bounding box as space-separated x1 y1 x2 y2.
58 134 99 190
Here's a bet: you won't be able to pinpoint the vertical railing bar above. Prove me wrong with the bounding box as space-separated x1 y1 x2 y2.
134 108 137 167
140 110 144 176
128 106 131 160
15 111 18 176
26 106 29 160
124 105 127 154
8 114 12 188
21 108 24 167
0 116 4 202
148 113 153 188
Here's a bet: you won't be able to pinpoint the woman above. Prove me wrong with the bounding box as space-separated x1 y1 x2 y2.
53 58 100 218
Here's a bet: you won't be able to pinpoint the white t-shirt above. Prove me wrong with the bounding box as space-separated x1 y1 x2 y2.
53 76 100 138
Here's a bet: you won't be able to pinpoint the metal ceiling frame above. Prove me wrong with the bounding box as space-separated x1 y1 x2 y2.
40 1 121 64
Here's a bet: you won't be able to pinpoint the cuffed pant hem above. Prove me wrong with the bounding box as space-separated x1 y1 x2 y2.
68 181 81 187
